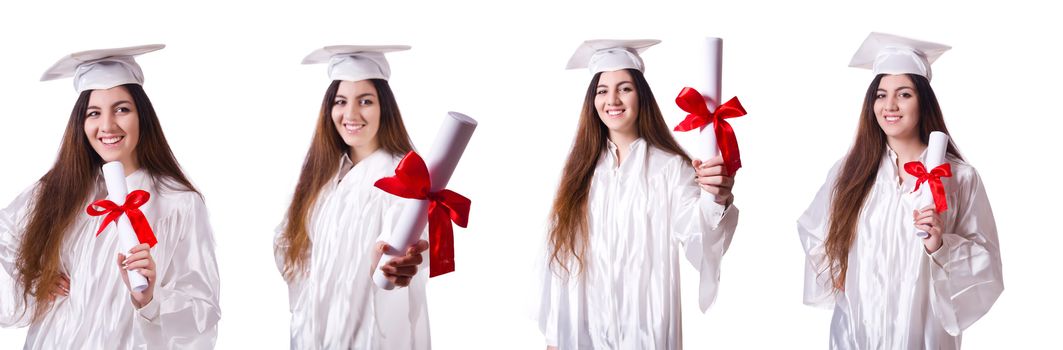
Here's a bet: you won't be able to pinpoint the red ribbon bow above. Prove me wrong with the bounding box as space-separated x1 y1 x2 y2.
904 162 952 213
374 151 470 278
85 190 158 248
673 87 747 177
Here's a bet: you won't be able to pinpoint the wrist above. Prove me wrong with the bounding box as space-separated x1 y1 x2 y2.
132 293 153 309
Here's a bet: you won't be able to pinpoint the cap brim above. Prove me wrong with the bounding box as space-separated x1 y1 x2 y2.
302 45 411 65
565 39 660 70
41 44 164 81
848 32 951 69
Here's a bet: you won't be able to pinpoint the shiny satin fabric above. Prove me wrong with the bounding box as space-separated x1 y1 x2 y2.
798 148 1003 349
538 139 739 349
1 170 221 349
274 150 430 350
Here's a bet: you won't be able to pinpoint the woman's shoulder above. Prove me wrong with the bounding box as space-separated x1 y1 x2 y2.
943 155 981 186
2 181 42 218
644 145 696 185
646 144 689 170
147 176 207 216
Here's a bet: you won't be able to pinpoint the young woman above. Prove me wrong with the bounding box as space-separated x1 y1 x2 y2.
274 45 431 349
0 45 221 348
538 39 740 349
798 33 1003 349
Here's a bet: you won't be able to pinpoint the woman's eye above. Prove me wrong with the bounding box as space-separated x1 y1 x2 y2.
621 87 634 92
596 90 607 95
334 99 346 106
116 107 130 113
86 111 100 118
901 92 913 98
875 94 886 99
359 99 374 106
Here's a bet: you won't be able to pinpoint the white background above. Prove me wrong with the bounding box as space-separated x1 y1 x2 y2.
2 0 1060 348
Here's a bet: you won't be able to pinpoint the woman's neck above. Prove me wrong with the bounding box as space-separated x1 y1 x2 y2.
119 157 140 177
349 144 380 164
608 131 638 166
887 135 927 185
887 135 926 164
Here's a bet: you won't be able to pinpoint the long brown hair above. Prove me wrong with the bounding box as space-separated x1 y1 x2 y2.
16 84 197 322
280 79 414 280
548 69 691 276
824 74 962 291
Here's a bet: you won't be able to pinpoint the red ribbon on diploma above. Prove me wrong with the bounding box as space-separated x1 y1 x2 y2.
673 87 747 177
374 151 470 278
86 190 158 248
904 162 952 213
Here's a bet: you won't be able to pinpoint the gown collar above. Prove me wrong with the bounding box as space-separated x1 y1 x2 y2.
604 137 646 175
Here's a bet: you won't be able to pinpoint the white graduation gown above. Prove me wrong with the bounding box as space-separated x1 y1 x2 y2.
538 138 739 349
274 150 429 350
798 148 1003 349
1 170 221 349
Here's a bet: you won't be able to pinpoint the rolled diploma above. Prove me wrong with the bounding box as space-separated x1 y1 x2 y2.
101 161 149 292
373 111 478 290
915 131 949 238
690 37 723 201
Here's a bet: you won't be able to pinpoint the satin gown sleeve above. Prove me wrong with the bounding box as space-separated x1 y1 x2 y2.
132 192 221 349
1 186 37 328
925 165 1003 335
666 158 739 312
798 160 843 309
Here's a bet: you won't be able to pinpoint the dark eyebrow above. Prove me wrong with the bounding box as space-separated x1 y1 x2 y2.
597 81 635 89
355 93 376 99
87 100 133 110
877 86 915 92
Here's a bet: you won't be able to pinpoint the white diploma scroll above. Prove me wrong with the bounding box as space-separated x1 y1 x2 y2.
691 37 723 201
373 111 478 290
100 161 149 292
915 131 949 238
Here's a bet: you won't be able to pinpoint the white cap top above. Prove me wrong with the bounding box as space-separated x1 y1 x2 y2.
302 45 410 82
849 32 951 81
566 39 661 74
41 44 164 92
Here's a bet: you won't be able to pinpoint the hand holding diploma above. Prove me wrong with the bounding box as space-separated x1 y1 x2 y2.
372 112 477 290
674 37 747 202
117 243 156 308
86 161 158 293
904 131 952 240
913 206 944 253
373 240 430 288
693 155 735 206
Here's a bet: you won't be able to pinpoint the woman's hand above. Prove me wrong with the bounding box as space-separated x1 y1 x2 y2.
117 243 156 308
374 240 430 288
50 273 70 298
914 205 944 253
693 155 735 206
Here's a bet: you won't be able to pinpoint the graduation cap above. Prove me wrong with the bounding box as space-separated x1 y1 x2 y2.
302 45 411 82
849 32 951 81
566 39 661 74
41 44 164 92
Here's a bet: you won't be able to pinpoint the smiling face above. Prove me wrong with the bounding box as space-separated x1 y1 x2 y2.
874 74 921 142
331 80 382 160
594 69 639 140
83 86 140 168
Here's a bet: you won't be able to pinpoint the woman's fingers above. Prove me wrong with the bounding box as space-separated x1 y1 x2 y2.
382 264 419 277
696 175 734 188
